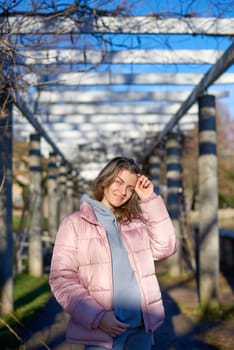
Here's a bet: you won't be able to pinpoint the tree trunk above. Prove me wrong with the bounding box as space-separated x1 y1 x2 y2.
0 93 14 314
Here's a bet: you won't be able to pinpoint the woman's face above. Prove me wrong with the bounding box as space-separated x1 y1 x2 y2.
101 169 138 210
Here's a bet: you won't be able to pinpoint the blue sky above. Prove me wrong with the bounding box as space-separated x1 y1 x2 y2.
129 0 234 17
6 0 234 17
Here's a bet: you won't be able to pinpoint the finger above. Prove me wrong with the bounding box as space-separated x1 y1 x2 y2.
136 175 146 185
143 181 151 188
139 177 149 187
116 320 130 328
112 326 127 337
110 329 119 337
141 176 149 183
117 324 129 331
114 329 122 336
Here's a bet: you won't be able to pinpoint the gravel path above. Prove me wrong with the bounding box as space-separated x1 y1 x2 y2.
21 283 233 350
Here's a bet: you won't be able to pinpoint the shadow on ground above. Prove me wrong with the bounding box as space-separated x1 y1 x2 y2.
20 287 227 350
154 291 219 350
22 296 68 350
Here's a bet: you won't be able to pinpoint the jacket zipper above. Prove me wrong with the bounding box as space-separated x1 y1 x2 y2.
120 226 152 332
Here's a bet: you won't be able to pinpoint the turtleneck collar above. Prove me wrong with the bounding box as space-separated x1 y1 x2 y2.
81 194 115 220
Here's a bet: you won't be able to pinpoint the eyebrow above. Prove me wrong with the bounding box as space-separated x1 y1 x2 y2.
117 176 135 189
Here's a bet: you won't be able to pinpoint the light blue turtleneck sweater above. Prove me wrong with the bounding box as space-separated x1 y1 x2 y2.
81 194 143 328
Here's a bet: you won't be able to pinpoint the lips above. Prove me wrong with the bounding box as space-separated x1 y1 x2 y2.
114 193 125 200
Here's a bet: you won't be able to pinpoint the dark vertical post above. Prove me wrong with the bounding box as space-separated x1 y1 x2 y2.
198 94 219 306
67 171 74 215
0 93 13 314
47 152 58 242
149 150 160 194
28 133 43 277
73 173 80 211
166 133 182 276
58 162 68 222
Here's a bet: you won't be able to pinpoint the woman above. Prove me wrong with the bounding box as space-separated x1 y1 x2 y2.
49 157 177 350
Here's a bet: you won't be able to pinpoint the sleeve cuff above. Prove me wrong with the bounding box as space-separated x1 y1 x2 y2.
139 192 157 204
91 309 106 329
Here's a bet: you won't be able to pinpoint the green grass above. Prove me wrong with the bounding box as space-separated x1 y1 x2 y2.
13 216 48 232
0 273 51 349
185 302 234 323
13 216 28 232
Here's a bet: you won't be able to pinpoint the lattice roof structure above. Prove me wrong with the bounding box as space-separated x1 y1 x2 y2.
1 1 234 178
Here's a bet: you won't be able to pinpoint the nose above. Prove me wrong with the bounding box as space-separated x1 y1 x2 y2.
120 184 127 196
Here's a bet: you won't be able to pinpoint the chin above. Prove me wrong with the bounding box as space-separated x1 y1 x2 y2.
114 200 126 208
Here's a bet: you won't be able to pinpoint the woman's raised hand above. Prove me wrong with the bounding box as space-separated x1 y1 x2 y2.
135 174 154 200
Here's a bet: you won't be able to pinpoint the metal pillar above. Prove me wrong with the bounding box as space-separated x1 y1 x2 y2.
198 94 219 306
28 133 43 277
0 93 13 314
166 134 182 276
47 152 58 242
149 150 160 194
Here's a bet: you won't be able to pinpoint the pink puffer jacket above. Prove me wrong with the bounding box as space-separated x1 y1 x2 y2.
49 193 177 349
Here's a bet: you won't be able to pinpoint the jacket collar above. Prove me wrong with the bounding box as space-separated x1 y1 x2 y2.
79 200 100 225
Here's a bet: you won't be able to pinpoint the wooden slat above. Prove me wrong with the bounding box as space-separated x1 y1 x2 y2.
14 113 197 125
41 103 198 115
14 120 196 144
35 90 228 103
29 72 234 86
4 16 234 35
21 49 223 65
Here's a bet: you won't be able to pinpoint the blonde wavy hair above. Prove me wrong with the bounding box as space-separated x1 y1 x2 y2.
93 157 143 222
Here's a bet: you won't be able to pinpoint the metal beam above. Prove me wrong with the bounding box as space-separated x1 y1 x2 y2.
3 16 234 35
13 91 74 170
144 41 234 158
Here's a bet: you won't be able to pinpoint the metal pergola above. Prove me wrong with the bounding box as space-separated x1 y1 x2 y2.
1 2 234 314
1 13 234 177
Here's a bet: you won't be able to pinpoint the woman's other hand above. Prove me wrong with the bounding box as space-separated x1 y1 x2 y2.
99 311 129 337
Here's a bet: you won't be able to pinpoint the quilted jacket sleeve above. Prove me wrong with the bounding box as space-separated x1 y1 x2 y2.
49 214 105 329
139 193 177 260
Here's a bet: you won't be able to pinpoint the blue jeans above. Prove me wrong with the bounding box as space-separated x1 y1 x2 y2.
84 327 152 350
